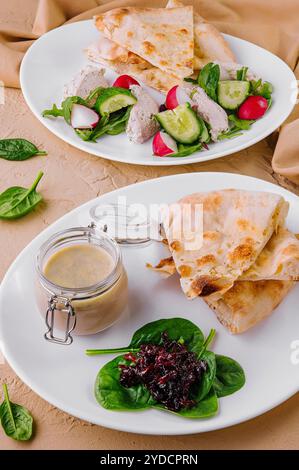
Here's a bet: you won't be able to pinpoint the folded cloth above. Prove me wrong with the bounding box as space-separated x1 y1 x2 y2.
1 0 299 181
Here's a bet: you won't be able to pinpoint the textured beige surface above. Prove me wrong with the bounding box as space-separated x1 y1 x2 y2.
0 87 299 450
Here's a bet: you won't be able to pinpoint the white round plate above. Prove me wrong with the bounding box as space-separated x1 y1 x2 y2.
0 173 298 435
20 21 296 166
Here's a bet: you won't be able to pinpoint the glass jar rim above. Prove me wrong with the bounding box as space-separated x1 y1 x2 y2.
36 225 122 298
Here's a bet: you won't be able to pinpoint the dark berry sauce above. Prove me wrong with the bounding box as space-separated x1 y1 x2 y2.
119 332 206 412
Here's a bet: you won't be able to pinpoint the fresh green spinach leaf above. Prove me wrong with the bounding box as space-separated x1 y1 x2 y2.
250 80 273 99
42 96 86 124
236 66 248 81
213 355 246 397
86 318 205 356
166 388 218 419
166 142 203 158
0 139 47 161
0 384 33 441
198 63 220 102
95 355 156 411
228 114 255 130
217 128 243 140
0 171 43 219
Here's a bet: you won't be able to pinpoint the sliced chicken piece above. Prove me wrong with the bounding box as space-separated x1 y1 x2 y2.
126 85 159 144
181 82 229 141
214 61 258 81
63 65 108 104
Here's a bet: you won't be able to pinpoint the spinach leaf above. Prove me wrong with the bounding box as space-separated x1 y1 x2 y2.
86 318 205 356
0 171 43 219
166 142 203 158
250 80 273 99
196 350 216 402
213 355 246 397
198 63 220 102
183 77 198 84
167 388 218 419
0 139 47 161
89 107 132 141
96 355 218 419
228 114 255 130
236 66 248 81
217 128 243 140
42 96 86 124
0 384 33 441
95 355 156 411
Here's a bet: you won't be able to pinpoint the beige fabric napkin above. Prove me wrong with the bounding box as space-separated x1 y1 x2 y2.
0 0 299 182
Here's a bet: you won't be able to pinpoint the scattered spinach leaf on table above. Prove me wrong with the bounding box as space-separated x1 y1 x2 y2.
0 170 44 219
0 383 33 441
0 139 47 161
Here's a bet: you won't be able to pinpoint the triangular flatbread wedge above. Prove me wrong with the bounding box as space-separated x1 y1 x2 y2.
161 190 289 299
239 227 299 281
148 228 299 281
205 280 294 334
166 0 236 68
86 41 180 93
94 6 194 78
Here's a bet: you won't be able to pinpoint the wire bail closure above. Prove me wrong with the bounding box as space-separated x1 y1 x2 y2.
44 295 76 345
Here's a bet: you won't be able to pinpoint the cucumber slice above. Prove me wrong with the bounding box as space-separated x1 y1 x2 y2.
156 103 201 144
95 87 137 116
217 81 250 110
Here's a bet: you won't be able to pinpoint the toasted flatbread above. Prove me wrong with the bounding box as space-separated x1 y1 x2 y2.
86 41 180 93
161 190 289 299
149 228 299 281
166 0 236 67
205 280 294 334
239 227 299 281
94 6 194 78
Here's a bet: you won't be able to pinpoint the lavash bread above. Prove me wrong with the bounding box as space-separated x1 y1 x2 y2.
161 189 289 299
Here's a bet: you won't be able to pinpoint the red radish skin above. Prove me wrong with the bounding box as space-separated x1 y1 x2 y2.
237 95 268 120
166 85 192 110
113 75 140 89
153 131 178 157
71 104 100 129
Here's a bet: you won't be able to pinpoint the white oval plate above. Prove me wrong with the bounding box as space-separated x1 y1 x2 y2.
0 173 298 435
20 21 296 166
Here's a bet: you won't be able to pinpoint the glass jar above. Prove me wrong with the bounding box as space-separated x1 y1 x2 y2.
36 225 128 345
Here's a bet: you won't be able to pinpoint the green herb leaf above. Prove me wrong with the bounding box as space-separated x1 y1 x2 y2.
236 66 248 81
166 142 203 158
86 318 205 356
250 79 273 99
0 171 43 219
217 128 243 140
183 77 198 84
0 384 33 441
213 355 246 397
42 96 86 124
0 139 47 161
198 63 220 102
228 114 255 130
95 356 155 411
87 106 132 142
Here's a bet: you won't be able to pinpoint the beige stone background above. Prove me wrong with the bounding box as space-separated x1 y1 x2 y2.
0 0 299 451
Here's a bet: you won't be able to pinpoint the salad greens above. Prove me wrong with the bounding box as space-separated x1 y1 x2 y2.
0 384 33 441
42 91 132 143
87 318 245 419
0 139 47 162
0 171 43 220
197 63 220 102
236 66 248 81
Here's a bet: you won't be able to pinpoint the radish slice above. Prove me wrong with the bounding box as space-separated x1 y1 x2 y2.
71 104 100 129
153 131 178 157
166 85 192 110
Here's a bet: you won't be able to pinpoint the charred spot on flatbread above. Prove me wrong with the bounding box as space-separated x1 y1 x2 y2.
190 276 223 297
178 265 192 277
196 254 216 267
